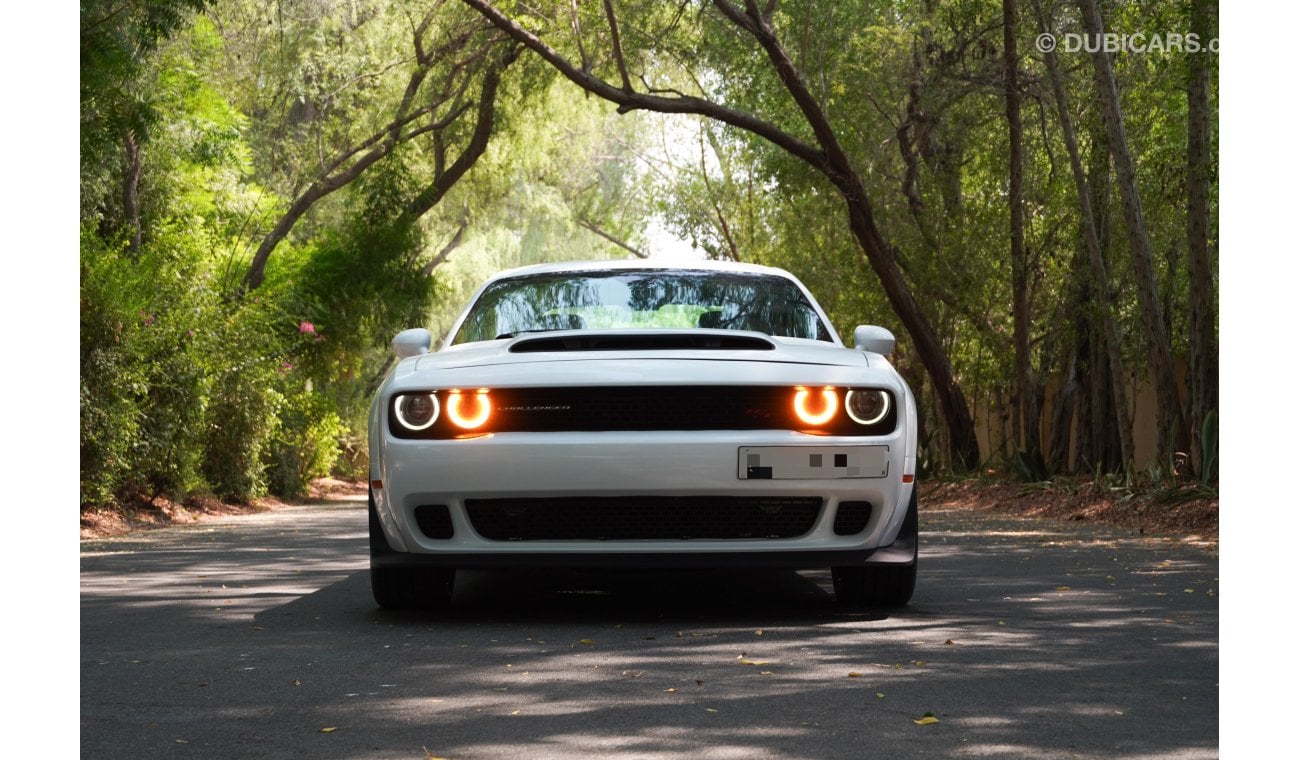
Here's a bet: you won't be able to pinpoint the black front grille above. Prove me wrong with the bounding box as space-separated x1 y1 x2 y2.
490 386 789 432
390 386 898 437
833 501 872 535
465 496 823 541
414 504 454 539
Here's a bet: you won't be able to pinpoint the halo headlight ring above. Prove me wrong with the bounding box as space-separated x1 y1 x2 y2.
793 386 839 426
845 388 891 426
394 392 439 431
446 389 492 430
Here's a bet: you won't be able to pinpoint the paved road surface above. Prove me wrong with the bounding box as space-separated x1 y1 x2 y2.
81 496 1217 759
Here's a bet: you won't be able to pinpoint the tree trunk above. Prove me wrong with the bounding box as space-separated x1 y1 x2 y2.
1035 0 1133 466
123 130 142 255
1077 0 1188 461
1186 0 1217 476
1046 344 1078 471
841 192 981 468
1004 0 1037 455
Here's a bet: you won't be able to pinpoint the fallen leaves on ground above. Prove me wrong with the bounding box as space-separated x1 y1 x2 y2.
913 713 940 725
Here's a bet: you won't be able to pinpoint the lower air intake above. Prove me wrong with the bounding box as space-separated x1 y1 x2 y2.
465 496 822 541
832 501 872 535
413 504 454 539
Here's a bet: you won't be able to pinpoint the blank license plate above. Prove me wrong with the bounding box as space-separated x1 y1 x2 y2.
738 446 889 480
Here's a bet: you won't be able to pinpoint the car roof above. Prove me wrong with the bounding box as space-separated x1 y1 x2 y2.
483 258 799 281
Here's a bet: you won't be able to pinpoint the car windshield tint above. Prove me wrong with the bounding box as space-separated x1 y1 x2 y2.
453 270 833 344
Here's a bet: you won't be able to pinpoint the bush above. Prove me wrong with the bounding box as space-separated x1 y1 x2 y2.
266 387 347 498
80 224 305 506
80 227 214 504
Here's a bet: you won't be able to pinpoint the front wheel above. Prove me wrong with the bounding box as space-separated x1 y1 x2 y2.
370 565 455 610
832 486 918 608
369 488 455 610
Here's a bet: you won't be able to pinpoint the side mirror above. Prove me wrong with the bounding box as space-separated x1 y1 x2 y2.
853 325 895 355
392 328 432 358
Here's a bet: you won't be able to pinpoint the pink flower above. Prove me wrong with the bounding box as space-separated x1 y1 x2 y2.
299 321 316 335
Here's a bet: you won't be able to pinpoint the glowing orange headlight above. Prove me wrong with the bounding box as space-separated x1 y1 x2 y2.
793 387 838 426
446 389 491 429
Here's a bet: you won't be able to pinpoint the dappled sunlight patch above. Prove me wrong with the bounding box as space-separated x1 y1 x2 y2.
1164 639 1217 650
955 742 1082 757
456 724 811 759
950 714 1020 728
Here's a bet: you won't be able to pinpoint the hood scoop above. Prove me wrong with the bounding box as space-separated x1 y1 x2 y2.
509 331 776 353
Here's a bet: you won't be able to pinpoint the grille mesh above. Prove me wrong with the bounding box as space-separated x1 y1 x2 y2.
832 501 872 535
488 386 787 432
465 496 823 541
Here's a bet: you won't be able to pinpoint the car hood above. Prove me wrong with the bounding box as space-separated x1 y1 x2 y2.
387 330 899 391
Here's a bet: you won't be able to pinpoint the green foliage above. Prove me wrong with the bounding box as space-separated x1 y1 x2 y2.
80 224 220 503
80 9 336 508
80 0 213 218
196 288 293 501
80 232 150 505
267 388 347 498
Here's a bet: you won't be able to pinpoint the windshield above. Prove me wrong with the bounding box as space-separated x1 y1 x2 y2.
452 269 833 345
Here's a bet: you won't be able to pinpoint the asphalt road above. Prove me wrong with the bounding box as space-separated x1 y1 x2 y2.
81 496 1218 759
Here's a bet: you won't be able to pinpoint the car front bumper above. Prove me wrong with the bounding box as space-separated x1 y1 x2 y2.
372 429 914 568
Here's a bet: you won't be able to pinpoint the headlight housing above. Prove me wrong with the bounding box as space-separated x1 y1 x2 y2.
446 389 492 430
390 390 494 438
787 386 897 435
793 387 839 425
845 388 891 425
393 392 439 431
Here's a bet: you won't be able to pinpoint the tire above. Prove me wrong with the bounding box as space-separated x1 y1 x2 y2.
370 564 455 610
832 485 918 608
369 489 455 610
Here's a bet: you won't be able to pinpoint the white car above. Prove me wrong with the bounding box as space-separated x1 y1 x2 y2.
367 259 918 609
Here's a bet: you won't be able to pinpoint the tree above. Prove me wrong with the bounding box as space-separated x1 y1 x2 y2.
1033 0 1133 466
1185 0 1217 475
81 0 213 249
1003 0 1038 455
461 0 981 468
226 2 519 291
1077 0 1188 461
